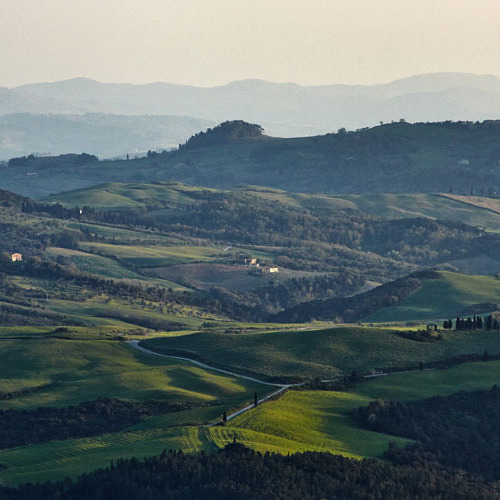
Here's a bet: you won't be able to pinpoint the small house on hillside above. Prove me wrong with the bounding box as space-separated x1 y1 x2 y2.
11 253 22 262
245 258 258 266
261 266 279 274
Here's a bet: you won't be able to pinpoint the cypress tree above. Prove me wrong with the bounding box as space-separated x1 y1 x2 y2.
485 314 493 330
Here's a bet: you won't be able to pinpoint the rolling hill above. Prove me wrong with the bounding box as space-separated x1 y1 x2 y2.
364 271 500 322
275 271 500 324
6 181 500 325
46 183 500 232
141 325 500 381
3 120 500 198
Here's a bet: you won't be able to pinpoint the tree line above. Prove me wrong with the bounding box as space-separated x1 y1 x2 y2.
444 314 499 331
0 398 198 451
1 442 498 499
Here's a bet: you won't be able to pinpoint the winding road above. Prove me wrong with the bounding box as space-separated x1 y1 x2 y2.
127 340 433 423
128 340 286 387
128 340 296 422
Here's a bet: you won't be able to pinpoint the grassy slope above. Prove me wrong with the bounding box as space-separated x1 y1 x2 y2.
338 193 500 232
0 340 267 410
210 359 500 456
0 337 269 485
6 273 212 330
2 359 498 485
0 426 217 486
242 189 500 232
44 182 216 209
46 247 143 280
365 271 500 322
210 391 407 458
49 182 500 232
142 326 500 380
77 241 222 267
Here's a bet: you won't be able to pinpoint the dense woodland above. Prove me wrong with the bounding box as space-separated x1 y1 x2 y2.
1 442 498 500
355 386 500 480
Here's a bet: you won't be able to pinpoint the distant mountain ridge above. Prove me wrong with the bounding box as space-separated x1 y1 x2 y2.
3 73 500 139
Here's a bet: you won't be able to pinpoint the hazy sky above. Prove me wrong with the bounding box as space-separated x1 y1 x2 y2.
1 0 499 87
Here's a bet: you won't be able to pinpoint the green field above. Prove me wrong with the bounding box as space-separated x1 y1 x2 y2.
1 358 498 486
0 337 268 485
365 271 500 322
0 426 217 486
46 247 146 280
0 340 267 410
67 221 182 244
338 193 500 232
77 241 222 267
210 390 408 457
46 247 184 288
142 325 500 380
210 359 500 456
45 182 217 209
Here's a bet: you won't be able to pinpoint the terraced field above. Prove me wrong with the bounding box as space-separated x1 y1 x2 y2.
0 426 216 486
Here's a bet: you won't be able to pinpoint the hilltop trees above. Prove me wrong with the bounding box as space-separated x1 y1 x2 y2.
179 120 265 150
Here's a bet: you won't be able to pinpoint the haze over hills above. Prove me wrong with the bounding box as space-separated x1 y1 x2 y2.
0 113 214 159
1 72 500 159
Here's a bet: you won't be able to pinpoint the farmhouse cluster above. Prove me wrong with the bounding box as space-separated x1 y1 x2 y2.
244 257 279 274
